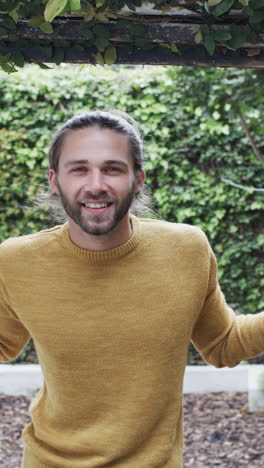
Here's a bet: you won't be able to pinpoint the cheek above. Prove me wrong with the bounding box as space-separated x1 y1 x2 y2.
64 176 82 192
117 180 135 196
56 177 77 199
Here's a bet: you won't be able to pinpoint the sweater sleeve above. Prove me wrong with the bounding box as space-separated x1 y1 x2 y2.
0 276 31 363
191 246 264 368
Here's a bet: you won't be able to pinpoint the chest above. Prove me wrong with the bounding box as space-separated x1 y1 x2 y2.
7 257 206 363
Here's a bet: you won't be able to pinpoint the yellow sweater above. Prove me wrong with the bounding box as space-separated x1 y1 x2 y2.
1 216 264 468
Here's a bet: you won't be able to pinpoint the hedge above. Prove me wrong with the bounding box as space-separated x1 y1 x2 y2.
0 65 263 329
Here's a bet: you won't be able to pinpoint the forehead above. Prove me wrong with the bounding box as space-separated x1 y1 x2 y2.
59 126 132 165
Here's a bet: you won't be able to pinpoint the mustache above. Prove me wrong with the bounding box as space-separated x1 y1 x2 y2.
79 192 116 202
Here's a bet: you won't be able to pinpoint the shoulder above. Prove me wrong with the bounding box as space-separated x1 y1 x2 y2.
0 225 64 259
138 216 209 248
136 217 213 269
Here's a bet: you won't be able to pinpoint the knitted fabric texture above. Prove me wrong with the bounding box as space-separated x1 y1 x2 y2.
1 215 264 468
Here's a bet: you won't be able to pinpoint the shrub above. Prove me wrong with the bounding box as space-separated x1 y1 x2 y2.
0 65 263 363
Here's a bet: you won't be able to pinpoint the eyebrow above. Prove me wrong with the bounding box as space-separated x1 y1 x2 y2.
64 159 129 168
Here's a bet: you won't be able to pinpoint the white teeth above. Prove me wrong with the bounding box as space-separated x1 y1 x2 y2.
84 203 108 208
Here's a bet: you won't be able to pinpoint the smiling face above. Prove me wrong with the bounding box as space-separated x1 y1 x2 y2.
49 126 145 250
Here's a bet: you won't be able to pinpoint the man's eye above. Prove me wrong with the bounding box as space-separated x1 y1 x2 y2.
72 167 86 172
105 167 121 173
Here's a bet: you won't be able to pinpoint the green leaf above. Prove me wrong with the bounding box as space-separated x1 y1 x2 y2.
170 43 180 54
213 30 232 41
0 54 10 63
194 27 203 44
3 17 16 29
96 12 110 21
38 62 52 69
28 16 45 28
94 52 105 66
53 47 65 65
214 0 235 16
201 24 210 35
104 46 117 65
95 37 110 49
204 35 216 55
69 0 81 9
8 7 20 23
93 24 109 37
251 0 264 7
195 31 203 44
40 21 54 34
228 25 248 48
44 0 68 22
83 4 95 21
244 24 257 42
249 11 264 24
0 62 17 73
208 0 223 6
204 1 211 14
12 51 25 67
244 6 254 16
0 27 7 36
0 2 9 13
5 0 20 11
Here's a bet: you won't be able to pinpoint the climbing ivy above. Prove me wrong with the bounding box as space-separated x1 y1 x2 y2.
0 65 263 316
1 65 263 364
0 0 264 71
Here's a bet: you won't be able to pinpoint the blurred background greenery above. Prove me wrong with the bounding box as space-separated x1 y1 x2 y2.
0 64 263 364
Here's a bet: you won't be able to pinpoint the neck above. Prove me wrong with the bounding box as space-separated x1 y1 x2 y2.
67 215 133 251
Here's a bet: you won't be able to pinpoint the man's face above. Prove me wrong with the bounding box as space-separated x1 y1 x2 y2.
49 127 145 237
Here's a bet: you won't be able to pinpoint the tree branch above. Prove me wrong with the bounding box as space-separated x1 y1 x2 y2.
238 110 264 167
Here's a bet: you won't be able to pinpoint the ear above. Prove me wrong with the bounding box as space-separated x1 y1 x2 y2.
48 169 60 196
135 169 146 194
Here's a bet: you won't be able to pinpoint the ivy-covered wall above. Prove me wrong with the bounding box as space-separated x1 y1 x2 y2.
0 65 263 318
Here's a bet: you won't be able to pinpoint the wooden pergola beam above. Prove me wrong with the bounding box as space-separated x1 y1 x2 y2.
1 42 264 67
0 18 264 47
1 15 264 67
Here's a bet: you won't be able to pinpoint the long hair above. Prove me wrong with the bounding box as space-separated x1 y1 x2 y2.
36 110 153 222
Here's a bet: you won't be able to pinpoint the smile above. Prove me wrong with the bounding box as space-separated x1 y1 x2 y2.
81 202 113 214
83 202 111 208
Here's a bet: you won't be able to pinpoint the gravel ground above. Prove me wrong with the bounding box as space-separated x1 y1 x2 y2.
1 392 264 467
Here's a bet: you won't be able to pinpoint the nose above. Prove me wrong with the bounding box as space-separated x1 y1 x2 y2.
83 169 107 195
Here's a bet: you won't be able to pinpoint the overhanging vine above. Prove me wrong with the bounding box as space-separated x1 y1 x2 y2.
0 0 264 71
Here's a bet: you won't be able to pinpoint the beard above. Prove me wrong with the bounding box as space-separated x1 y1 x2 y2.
56 181 137 236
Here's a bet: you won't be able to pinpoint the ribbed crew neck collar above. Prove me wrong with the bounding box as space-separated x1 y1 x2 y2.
58 215 141 263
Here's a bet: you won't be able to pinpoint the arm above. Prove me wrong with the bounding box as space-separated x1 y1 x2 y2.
192 246 264 368
0 276 31 363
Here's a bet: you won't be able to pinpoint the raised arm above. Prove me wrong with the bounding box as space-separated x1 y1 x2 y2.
192 247 264 368
0 276 31 363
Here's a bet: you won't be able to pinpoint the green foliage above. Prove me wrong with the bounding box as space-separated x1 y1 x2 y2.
0 0 264 71
0 65 263 326
8 339 37 364
44 0 68 22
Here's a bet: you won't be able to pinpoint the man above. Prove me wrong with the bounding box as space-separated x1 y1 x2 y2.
0 110 264 468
